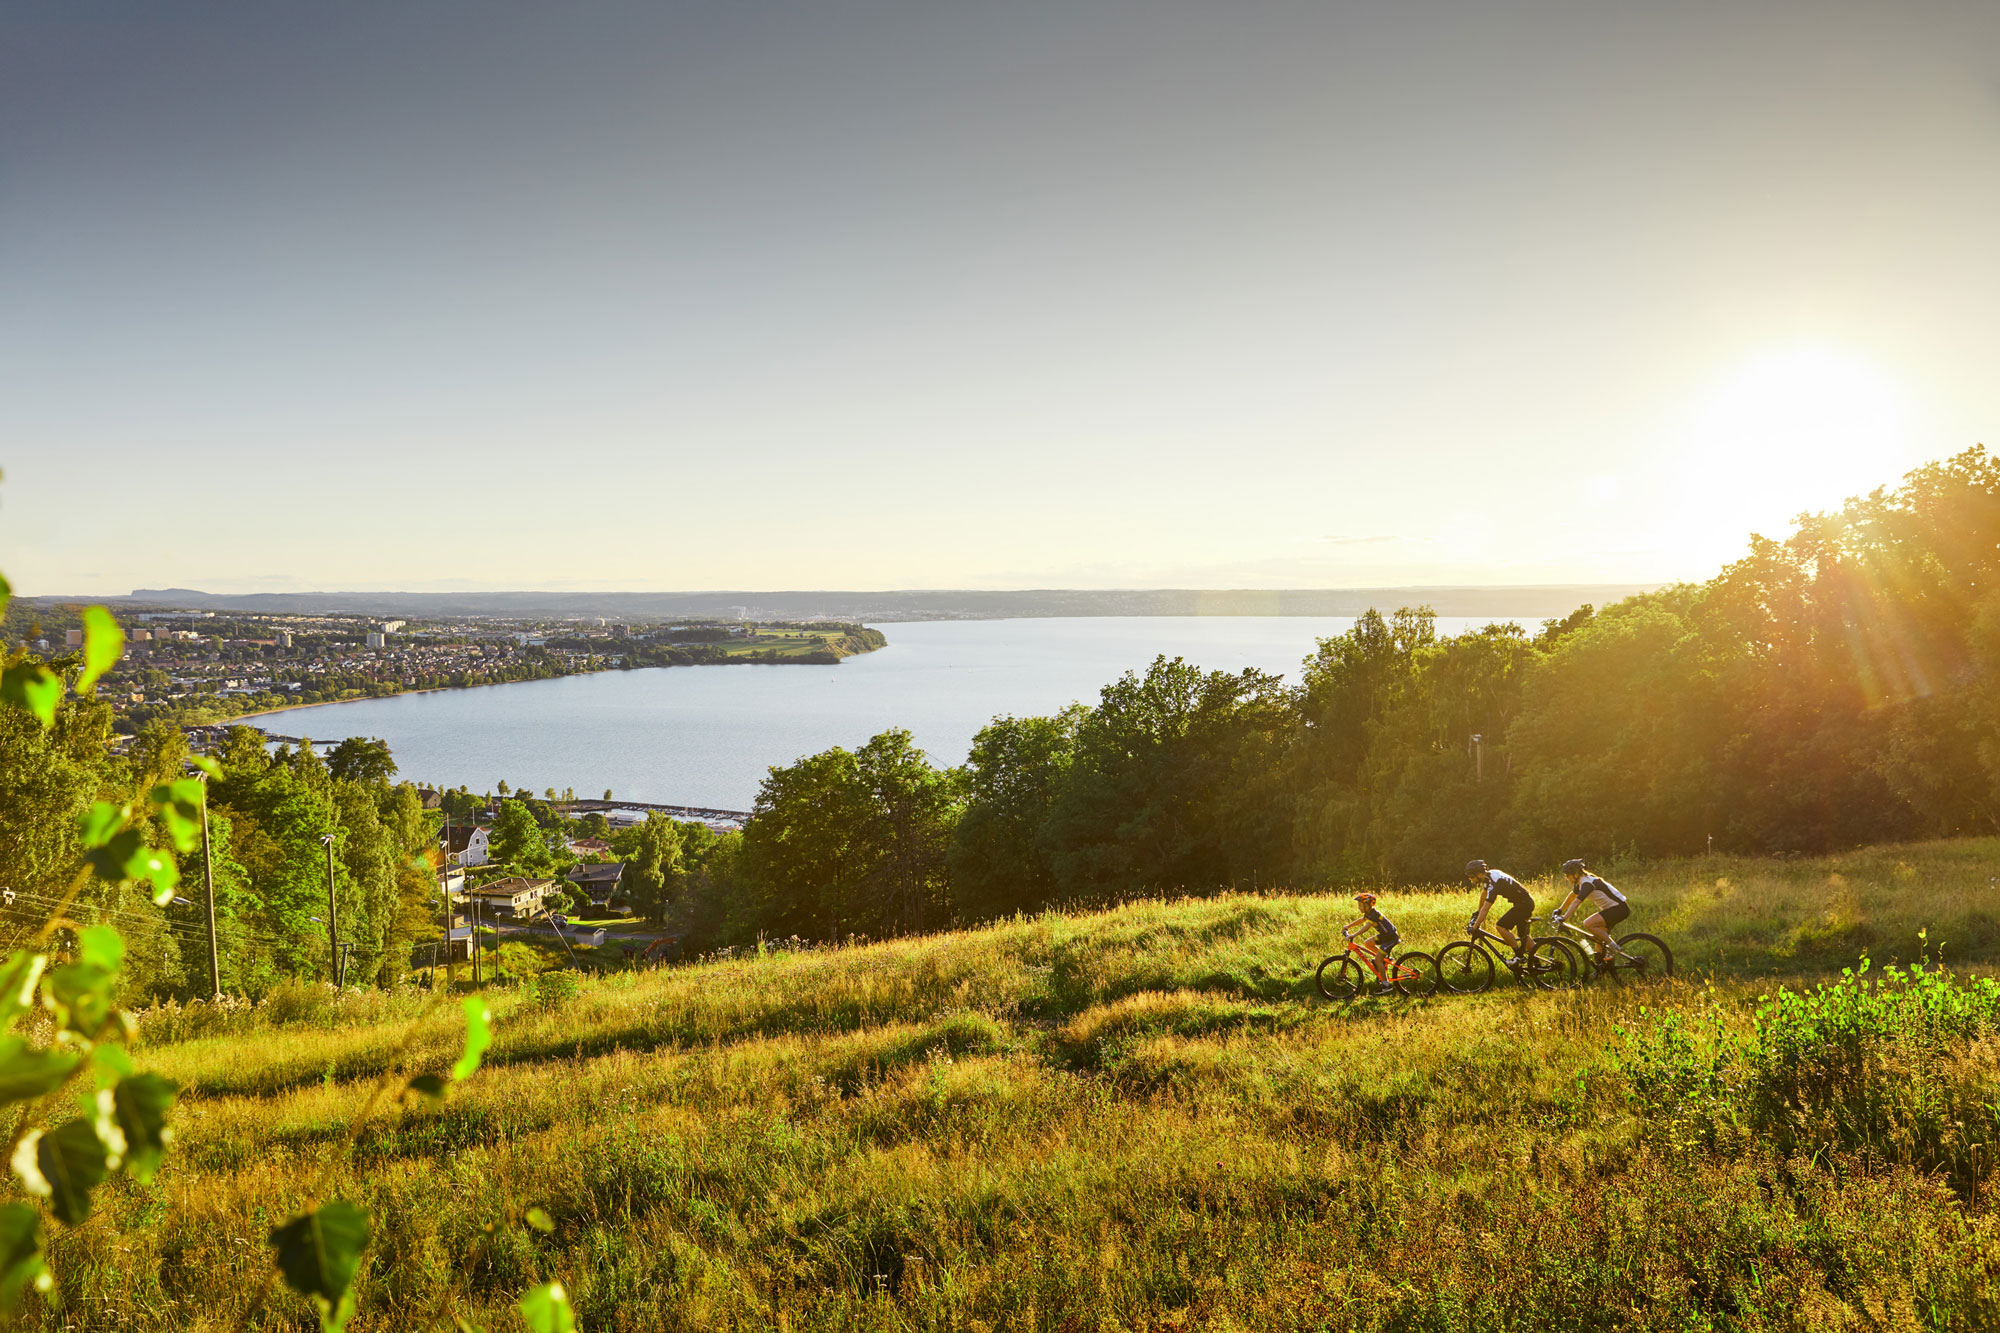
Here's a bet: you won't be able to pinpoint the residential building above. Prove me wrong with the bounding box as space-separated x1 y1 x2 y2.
565 837 613 858
465 876 556 920
445 825 491 867
565 862 626 909
366 632 386 648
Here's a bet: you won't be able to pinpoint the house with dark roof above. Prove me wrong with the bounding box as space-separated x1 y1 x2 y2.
565 862 627 910
465 876 555 920
445 824 491 867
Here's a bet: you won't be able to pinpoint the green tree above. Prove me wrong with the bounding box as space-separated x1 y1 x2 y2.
489 800 547 870
614 813 685 924
950 709 1083 919
326 737 396 785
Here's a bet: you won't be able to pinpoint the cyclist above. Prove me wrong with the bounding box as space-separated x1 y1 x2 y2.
1343 892 1401 996
1464 858 1536 963
1552 859 1632 962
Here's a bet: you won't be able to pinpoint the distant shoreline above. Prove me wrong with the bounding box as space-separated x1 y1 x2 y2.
82 584 1657 622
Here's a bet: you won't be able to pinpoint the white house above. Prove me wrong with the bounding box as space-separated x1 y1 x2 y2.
446 825 491 867
466 877 556 920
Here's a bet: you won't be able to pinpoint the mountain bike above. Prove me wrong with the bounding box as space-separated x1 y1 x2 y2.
1554 916 1674 984
1434 919 1578 994
1315 931 1440 1000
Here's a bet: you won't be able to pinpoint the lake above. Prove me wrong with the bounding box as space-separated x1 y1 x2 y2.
268 616 1497 809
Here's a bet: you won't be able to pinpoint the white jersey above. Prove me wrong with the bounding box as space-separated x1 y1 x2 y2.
1577 874 1626 908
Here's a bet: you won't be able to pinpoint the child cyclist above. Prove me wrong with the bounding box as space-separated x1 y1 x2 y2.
1552 859 1633 962
1343 892 1402 996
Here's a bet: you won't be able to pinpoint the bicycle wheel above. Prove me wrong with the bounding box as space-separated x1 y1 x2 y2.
1392 951 1439 998
1523 938 1577 991
1434 941 1494 995
1610 933 1674 985
1315 955 1368 1001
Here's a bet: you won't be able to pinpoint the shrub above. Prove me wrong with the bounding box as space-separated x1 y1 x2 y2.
533 970 581 1009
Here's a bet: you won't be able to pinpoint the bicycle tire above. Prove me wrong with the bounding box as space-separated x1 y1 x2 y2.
1523 938 1577 991
1435 941 1494 995
1315 955 1368 1001
1610 933 1674 984
1392 950 1439 998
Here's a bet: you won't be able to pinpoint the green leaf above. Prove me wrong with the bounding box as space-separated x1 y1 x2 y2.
0 954 47 1030
0 663 61 728
79 824 179 902
524 1206 554 1233
149 778 207 855
0 1040 82 1104
0 1201 50 1313
451 996 492 1082
270 1200 371 1331
38 1117 116 1226
76 926 122 975
517 1282 575 1333
111 1073 176 1184
188 753 222 779
75 607 124 695
76 802 126 849
0 572 9 625
47 962 117 1037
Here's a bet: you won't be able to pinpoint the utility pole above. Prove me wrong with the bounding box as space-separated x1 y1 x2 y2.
1472 733 1484 782
441 815 457 990
199 776 221 1000
471 896 482 986
320 833 339 988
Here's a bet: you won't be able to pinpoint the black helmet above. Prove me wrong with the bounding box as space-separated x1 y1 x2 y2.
1562 858 1586 876
1464 859 1487 877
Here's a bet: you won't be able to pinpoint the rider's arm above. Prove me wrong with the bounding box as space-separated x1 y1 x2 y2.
1470 894 1491 928
1342 915 1368 938
1553 891 1579 917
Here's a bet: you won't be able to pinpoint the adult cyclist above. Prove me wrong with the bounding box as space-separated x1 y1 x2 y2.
1464 859 1537 963
1552 859 1632 962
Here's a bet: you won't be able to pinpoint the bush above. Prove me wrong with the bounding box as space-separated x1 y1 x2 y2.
533 970 581 1009
1615 951 2000 1195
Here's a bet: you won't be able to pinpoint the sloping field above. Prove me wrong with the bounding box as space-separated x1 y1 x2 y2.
51 840 2000 1330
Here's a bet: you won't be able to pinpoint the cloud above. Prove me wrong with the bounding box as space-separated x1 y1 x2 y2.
1319 535 1399 546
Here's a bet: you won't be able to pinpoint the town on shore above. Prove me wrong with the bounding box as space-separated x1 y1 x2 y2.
0 600 886 735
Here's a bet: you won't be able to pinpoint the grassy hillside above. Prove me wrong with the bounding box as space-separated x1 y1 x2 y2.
45 840 2000 1330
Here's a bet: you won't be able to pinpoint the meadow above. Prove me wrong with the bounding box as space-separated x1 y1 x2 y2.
42 839 2000 1330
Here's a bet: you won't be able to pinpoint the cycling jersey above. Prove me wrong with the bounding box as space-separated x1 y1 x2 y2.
1361 905 1400 948
1480 869 1533 908
1577 874 1626 908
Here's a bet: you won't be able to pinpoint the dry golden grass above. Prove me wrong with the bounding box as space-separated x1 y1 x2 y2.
32 838 2000 1330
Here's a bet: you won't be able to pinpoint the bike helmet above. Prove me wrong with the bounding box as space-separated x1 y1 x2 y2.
1354 892 1378 907
1562 858 1586 876
1464 859 1488 878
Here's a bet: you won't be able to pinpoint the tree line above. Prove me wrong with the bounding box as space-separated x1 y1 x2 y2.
661 447 2000 948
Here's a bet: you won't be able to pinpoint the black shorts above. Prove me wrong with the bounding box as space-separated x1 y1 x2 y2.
1375 932 1400 953
1496 897 1534 931
1593 901 1631 929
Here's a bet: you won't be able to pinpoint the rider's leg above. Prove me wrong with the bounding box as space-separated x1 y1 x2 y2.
1581 911 1614 958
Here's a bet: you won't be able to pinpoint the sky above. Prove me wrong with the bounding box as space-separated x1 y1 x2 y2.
3 0 1998 595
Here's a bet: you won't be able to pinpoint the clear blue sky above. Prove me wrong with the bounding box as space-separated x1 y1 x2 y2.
4 1 1997 594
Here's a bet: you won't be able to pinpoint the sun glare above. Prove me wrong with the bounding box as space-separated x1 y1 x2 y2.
1674 348 1911 558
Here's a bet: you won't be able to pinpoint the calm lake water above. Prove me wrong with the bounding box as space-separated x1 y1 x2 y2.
270 616 1495 809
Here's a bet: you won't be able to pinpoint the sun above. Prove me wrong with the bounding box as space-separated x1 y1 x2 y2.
1672 347 1912 561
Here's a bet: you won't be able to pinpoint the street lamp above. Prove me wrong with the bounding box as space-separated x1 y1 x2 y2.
319 834 339 987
